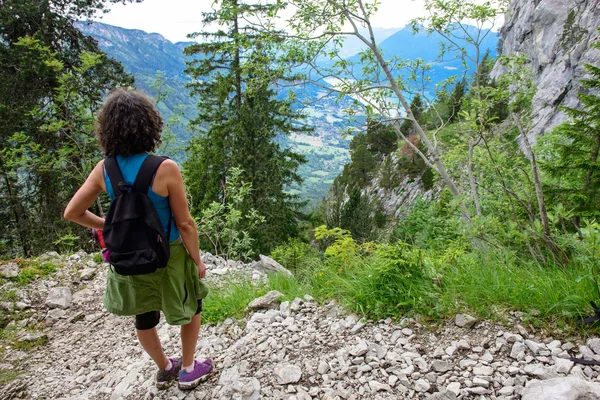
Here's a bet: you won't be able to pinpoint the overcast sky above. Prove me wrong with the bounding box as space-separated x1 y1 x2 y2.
95 0 430 43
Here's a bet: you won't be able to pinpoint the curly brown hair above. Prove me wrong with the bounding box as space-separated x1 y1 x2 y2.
95 88 163 157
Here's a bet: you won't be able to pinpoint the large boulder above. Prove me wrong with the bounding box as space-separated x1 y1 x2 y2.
252 255 292 277
522 377 600 400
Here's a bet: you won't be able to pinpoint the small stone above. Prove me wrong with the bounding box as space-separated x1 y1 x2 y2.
17 332 47 343
350 320 367 334
350 341 369 357
317 361 330 375
472 377 489 388
455 314 476 328
499 386 514 396
473 366 493 376
446 382 461 395
525 339 541 354
457 339 470 350
511 342 526 360
445 345 457 356
554 357 574 374
368 381 390 392
45 287 72 309
79 268 96 280
414 378 430 392
274 365 302 385
467 387 490 395
524 364 558 380
587 338 600 355
433 360 452 373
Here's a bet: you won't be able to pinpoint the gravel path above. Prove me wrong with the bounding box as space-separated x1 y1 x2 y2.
1 252 599 400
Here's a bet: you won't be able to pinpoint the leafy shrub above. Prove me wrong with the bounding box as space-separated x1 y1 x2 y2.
310 240 436 319
197 167 265 261
392 197 460 249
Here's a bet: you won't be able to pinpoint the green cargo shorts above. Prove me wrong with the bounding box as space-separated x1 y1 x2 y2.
103 240 209 326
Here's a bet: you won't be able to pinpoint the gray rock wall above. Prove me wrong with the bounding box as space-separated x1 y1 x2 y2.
492 0 600 142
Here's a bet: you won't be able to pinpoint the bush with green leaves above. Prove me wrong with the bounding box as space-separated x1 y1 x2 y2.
197 167 265 261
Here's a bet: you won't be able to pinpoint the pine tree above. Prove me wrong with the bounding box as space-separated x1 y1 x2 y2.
448 78 466 123
400 94 425 134
183 0 307 255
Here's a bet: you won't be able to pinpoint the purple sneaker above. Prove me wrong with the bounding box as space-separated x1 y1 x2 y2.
178 359 214 390
155 357 182 389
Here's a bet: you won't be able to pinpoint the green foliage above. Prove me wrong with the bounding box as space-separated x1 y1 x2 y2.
400 94 426 134
421 168 435 190
202 273 312 324
0 369 20 385
0 0 133 257
307 239 437 319
561 9 588 53
183 0 307 254
343 133 378 189
53 234 80 254
197 168 265 261
392 196 461 250
270 238 321 272
437 249 599 323
340 189 383 243
10 260 58 286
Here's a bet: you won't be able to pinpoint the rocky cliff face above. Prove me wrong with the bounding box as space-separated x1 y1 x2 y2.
492 0 600 142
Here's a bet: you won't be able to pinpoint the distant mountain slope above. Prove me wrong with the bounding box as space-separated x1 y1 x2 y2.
345 25 499 94
377 25 498 62
76 21 191 77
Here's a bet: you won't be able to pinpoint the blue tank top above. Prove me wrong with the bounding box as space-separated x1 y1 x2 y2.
104 154 180 242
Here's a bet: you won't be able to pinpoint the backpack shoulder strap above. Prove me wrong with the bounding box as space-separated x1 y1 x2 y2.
104 156 127 197
133 155 168 194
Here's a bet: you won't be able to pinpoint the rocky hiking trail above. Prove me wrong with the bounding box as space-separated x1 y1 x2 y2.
1 252 600 400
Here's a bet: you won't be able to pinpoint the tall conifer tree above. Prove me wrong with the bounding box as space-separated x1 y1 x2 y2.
184 0 307 254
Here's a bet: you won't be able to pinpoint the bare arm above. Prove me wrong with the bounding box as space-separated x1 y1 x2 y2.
64 161 106 230
159 160 206 278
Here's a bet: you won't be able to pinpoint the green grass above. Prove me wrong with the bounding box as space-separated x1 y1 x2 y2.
0 369 20 385
437 251 599 324
15 261 57 286
202 274 314 324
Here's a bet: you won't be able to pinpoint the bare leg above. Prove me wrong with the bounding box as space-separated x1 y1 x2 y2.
181 313 201 367
136 328 169 370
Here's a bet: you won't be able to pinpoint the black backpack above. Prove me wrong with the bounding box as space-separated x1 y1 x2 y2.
103 155 171 275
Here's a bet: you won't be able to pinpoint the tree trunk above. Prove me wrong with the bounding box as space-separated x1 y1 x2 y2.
468 137 482 217
513 114 550 238
0 165 30 256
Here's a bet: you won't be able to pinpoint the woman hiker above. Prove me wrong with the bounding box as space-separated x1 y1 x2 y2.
64 88 213 390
